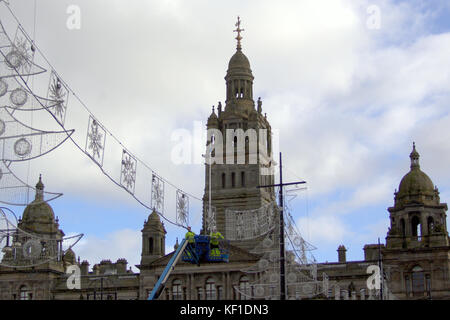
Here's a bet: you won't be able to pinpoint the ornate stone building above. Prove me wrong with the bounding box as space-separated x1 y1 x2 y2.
0 22 449 301
0 177 139 300
138 22 276 300
317 144 450 300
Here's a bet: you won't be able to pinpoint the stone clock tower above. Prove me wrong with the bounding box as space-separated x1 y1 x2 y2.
202 18 276 252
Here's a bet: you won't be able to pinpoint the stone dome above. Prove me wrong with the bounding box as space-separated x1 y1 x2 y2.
63 248 76 265
228 49 251 71
20 176 59 234
207 107 219 127
398 168 435 197
22 200 55 224
144 209 166 233
395 143 439 207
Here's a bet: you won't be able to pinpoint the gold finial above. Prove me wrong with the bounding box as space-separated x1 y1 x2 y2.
234 16 245 50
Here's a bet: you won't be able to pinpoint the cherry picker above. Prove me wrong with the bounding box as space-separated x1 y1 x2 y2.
148 234 229 300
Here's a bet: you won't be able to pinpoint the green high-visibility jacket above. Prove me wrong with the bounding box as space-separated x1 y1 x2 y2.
210 232 224 246
185 231 195 243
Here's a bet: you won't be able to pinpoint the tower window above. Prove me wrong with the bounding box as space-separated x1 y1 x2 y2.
149 237 154 255
222 173 226 188
411 216 421 239
241 172 245 187
231 172 236 188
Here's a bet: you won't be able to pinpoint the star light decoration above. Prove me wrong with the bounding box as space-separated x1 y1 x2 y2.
46 71 69 125
85 116 106 166
176 190 189 226
151 174 164 214
120 150 137 194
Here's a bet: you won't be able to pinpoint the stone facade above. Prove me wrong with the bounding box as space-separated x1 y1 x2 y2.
202 40 276 252
0 29 449 301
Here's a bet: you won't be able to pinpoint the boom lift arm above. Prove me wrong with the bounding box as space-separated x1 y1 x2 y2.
148 238 189 300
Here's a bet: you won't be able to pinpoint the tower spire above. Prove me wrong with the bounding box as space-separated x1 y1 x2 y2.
410 142 420 169
35 174 44 201
234 16 244 51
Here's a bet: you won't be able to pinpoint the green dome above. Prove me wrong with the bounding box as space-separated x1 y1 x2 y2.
398 169 435 197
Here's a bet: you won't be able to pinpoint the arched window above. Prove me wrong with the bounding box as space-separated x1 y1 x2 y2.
205 278 216 300
19 286 32 300
241 172 245 187
149 237 154 254
411 216 421 238
172 279 183 300
231 172 236 188
239 276 251 300
412 266 425 297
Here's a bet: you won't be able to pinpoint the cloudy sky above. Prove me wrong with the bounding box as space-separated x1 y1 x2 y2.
2 0 450 270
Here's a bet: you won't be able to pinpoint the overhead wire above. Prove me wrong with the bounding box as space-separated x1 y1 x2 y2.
1 2 202 230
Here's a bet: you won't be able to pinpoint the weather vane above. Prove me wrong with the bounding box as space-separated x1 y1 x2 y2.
234 16 244 50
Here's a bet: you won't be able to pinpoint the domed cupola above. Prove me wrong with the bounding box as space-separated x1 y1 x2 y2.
140 209 167 265
225 17 254 107
19 175 60 234
395 143 439 207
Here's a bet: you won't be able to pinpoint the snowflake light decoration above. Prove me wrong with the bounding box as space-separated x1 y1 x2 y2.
205 205 217 234
85 116 106 166
151 174 164 214
176 190 189 226
46 71 69 125
120 150 137 194
236 212 244 239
